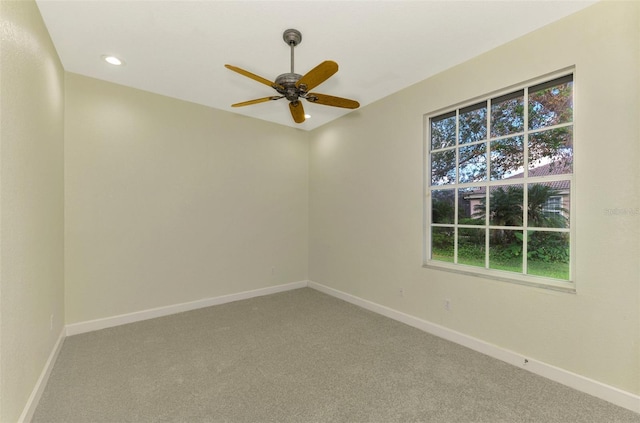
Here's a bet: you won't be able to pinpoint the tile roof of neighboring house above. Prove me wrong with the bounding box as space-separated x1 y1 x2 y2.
464 160 571 197
525 160 572 190
528 159 572 177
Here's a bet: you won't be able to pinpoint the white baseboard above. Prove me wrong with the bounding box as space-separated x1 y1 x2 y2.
66 280 308 336
18 328 66 423
26 281 640 417
308 280 640 414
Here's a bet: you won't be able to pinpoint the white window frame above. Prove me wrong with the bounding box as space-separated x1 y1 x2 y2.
423 69 576 292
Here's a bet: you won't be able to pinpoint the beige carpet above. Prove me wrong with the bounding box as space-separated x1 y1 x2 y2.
33 288 639 422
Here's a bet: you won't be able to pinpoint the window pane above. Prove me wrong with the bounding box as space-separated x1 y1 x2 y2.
527 182 570 228
529 76 573 130
431 150 456 186
458 187 485 225
528 127 573 176
489 229 523 273
432 189 455 224
491 90 524 137
489 184 523 226
459 103 487 144
431 112 456 150
490 136 524 181
431 227 454 262
458 228 486 267
527 231 570 280
459 143 487 183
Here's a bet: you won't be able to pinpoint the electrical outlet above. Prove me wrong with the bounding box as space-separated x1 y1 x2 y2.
50 314 54 331
444 299 451 311
271 267 275 276
399 288 405 297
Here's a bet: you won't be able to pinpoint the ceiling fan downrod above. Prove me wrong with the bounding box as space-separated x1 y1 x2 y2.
274 29 305 102
283 28 302 74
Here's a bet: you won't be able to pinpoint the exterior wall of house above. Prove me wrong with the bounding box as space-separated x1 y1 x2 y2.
309 0 639 395
0 1 66 421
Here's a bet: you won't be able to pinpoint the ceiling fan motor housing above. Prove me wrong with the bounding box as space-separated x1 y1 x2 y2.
275 73 304 101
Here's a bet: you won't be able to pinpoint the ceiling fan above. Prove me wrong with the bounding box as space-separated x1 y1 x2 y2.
225 29 360 124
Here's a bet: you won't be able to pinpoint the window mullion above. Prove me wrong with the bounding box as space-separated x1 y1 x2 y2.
522 86 529 275
485 99 491 269
454 109 460 264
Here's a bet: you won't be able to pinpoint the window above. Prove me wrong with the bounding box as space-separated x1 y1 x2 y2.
543 196 563 215
425 72 574 290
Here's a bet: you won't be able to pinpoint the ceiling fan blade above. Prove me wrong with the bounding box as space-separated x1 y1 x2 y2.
306 93 360 109
231 96 283 107
225 64 283 90
296 60 338 91
289 101 306 123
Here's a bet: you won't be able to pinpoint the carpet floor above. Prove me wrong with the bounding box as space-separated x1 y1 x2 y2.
33 288 640 422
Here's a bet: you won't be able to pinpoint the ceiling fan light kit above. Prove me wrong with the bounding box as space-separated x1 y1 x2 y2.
225 29 359 124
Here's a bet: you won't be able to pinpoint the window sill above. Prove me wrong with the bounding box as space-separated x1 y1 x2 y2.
423 260 576 293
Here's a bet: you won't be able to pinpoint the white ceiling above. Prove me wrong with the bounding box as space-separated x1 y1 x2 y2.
35 0 596 131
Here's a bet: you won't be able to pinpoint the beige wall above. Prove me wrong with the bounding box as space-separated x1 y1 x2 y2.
0 0 66 421
64 73 309 324
309 1 639 395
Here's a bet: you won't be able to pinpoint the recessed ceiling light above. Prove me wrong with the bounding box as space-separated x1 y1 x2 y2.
304 114 311 119
102 55 124 66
